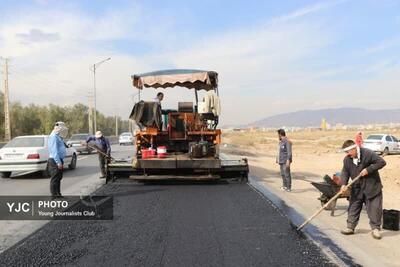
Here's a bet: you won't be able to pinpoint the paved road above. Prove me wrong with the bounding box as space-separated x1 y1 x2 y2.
0 184 334 265
0 144 133 196
0 144 335 266
0 144 134 253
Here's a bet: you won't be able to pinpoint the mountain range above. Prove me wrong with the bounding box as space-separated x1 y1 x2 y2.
249 108 400 128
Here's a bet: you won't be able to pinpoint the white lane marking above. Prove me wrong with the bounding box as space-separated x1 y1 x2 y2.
77 156 88 161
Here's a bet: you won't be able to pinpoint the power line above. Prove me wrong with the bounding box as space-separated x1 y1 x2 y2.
10 63 82 90
9 73 86 101
11 68 77 92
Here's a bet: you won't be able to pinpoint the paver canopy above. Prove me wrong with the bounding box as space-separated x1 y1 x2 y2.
132 69 218 91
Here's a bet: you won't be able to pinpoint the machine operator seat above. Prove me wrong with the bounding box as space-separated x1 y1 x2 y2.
129 101 162 131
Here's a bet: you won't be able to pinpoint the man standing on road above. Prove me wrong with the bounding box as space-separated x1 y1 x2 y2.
86 131 111 178
340 140 386 239
48 121 68 199
276 129 292 192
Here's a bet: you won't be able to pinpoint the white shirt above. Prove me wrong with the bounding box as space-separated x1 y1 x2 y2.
353 146 361 166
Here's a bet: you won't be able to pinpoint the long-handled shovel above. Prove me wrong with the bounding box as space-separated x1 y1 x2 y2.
85 143 115 162
296 173 362 231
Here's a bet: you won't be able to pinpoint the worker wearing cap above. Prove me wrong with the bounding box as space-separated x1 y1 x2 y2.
340 139 386 239
48 121 68 198
86 131 111 178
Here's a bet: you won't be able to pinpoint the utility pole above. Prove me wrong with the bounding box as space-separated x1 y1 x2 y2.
2 58 11 141
92 64 97 133
90 57 111 133
115 116 118 136
87 92 94 134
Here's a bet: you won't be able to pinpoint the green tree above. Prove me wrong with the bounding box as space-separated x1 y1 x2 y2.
64 104 89 135
0 99 128 141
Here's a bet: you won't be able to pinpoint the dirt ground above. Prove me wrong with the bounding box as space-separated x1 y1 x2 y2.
223 130 400 210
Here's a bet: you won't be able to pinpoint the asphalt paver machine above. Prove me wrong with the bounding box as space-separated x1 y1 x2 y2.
106 69 248 182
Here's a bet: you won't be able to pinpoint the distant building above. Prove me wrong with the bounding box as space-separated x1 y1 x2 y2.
321 118 327 131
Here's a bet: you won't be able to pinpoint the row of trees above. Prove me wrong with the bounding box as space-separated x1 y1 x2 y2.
0 93 130 141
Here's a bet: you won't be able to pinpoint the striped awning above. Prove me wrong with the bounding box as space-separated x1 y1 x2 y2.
132 69 218 91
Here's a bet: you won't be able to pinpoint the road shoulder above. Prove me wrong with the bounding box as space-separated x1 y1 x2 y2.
249 161 400 267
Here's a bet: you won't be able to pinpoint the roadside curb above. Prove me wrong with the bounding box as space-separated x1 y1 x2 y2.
248 176 358 267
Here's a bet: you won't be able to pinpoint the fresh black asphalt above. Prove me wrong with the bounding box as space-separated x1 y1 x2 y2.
0 179 335 266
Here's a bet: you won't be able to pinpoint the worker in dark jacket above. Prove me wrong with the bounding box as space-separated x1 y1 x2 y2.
86 131 111 178
276 129 292 192
340 140 386 239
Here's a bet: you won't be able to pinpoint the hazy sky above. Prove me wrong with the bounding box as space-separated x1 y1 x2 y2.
0 0 399 125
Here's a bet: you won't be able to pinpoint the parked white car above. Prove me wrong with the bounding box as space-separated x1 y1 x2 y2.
363 134 400 155
119 132 134 145
0 135 77 178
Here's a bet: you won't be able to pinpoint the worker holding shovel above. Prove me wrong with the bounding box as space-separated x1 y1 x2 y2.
85 131 111 179
340 140 386 239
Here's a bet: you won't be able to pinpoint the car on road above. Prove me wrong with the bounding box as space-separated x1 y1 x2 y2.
363 134 400 155
66 133 94 154
119 132 134 145
0 135 77 178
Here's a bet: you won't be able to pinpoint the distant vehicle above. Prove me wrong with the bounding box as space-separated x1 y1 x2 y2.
119 132 134 145
67 133 94 154
363 134 400 155
0 135 77 178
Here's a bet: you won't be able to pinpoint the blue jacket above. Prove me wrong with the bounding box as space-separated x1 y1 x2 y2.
48 133 66 164
86 136 111 155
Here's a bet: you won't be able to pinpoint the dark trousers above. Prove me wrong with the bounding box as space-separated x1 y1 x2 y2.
49 158 63 196
279 164 292 189
98 154 107 176
347 192 383 230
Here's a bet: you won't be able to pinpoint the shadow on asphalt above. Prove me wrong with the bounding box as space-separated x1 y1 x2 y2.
250 165 321 194
250 165 330 182
381 230 400 237
8 172 49 180
7 168 80 180
63 165 99 177
138 179 230 186
6 161 100 180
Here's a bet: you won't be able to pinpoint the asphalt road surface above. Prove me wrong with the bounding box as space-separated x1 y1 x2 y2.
0 144 133 252
0 145 334 266
0 144 133 196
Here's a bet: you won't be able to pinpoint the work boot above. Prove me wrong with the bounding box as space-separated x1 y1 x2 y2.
371 229 382 240
340 228 354 235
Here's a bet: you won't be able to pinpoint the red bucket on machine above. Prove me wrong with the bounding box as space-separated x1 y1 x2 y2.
157 146 167 158
141 148 156 159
